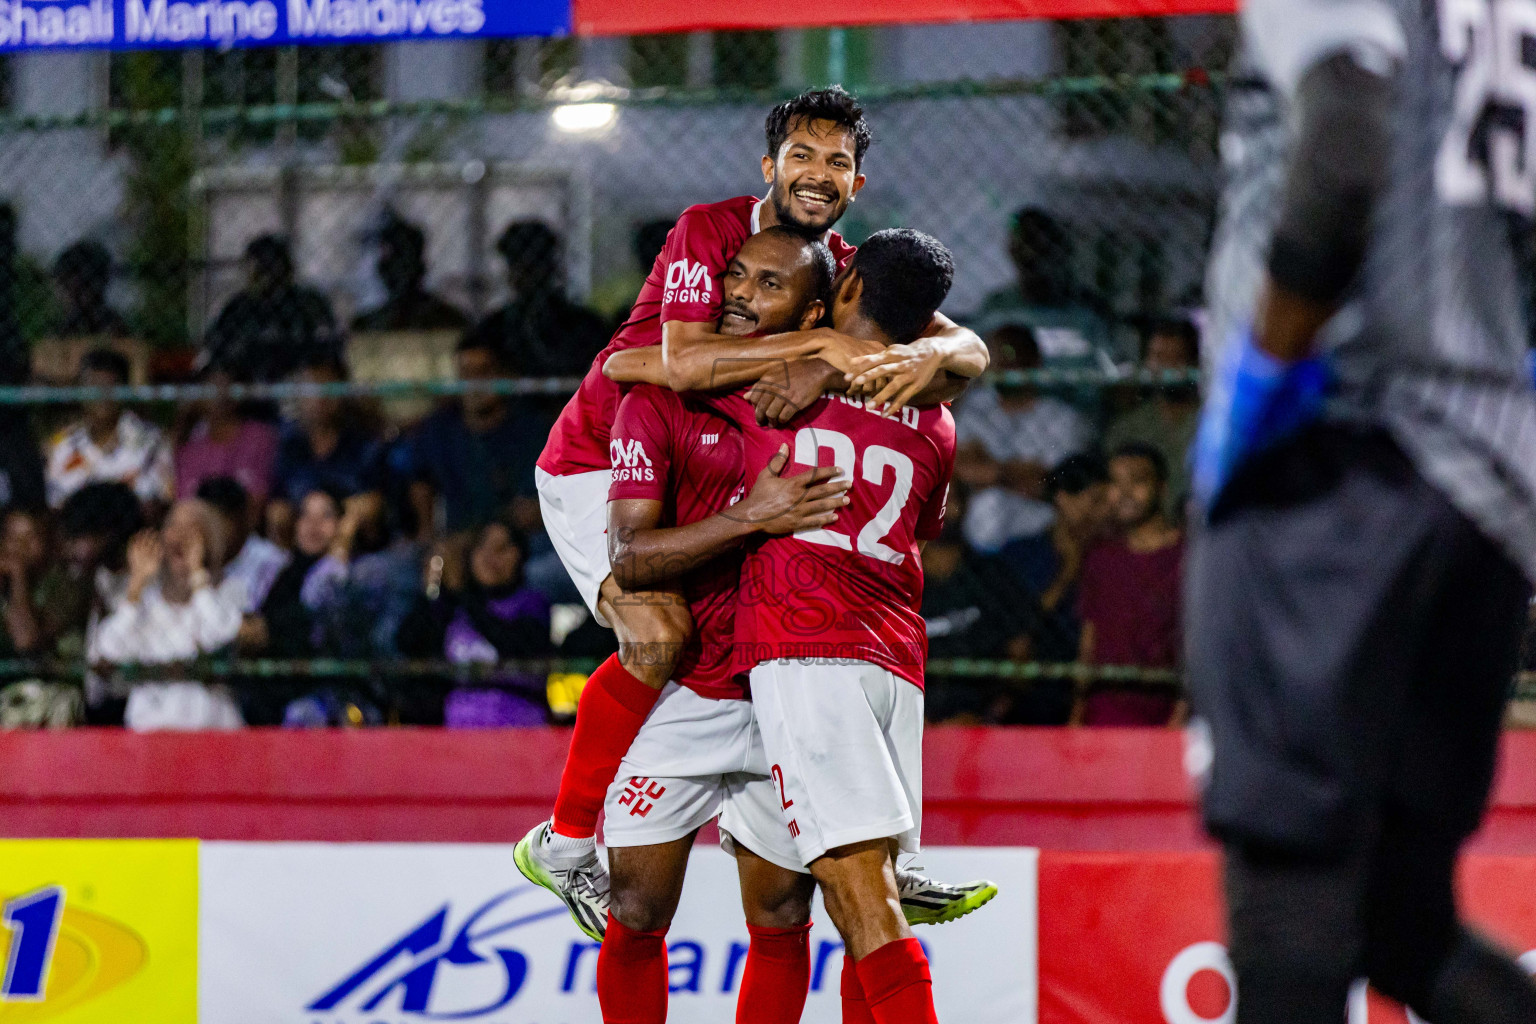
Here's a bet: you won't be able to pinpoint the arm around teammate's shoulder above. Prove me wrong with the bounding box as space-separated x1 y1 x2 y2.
659 319 882 393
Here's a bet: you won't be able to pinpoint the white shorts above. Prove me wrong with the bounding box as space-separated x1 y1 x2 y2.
602 683 806 875
535 467 613 627
749 659 924 865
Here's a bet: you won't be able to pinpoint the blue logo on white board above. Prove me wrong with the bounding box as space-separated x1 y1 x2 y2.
308 887 565 1019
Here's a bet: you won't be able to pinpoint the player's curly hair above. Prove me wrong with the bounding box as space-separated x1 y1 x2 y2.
765 86 873 168
848 229 954 344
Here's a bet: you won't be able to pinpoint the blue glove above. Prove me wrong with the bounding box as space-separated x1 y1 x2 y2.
1191 324 1331 514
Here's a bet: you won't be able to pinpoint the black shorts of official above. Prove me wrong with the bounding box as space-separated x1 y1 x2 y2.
1186 424 1532 856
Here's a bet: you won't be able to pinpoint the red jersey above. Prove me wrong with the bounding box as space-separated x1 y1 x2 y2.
706 392 957 689
538 195 856 477
608 384 748 700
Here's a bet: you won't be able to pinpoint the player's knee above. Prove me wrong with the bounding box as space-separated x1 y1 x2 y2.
609 877 678 935
742 873 815 930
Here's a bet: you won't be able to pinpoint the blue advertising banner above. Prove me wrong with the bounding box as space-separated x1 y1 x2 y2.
0 0 568 53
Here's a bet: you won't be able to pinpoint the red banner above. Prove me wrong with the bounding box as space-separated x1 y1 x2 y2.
1038 852 1536 1024
572 0 1237 38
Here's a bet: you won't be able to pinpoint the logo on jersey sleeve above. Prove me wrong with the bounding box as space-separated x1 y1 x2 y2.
610 438 655 482
664 259 713 305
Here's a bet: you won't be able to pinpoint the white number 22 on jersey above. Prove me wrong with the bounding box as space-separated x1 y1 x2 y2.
792 427 915 565
1437 0 1536 213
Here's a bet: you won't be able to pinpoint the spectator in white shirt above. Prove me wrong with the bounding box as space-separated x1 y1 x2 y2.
46 349 173 513
91 499 244 730
954 325 1095 551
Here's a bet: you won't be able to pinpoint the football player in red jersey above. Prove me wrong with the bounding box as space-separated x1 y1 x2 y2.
593 228 995 1024
688 230 964 1024
516 87 989 938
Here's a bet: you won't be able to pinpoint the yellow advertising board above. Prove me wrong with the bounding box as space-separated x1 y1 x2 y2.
0 840 197 1023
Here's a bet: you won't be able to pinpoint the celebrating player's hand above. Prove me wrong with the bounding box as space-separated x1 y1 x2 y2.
813 329 887 375
845 340 945 416
735 444 851 535
746 358 841 426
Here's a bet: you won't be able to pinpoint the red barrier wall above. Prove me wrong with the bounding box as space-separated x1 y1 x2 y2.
3 727 1535 850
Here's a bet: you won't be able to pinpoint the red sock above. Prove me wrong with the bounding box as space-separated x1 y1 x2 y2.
841 954 878 1024
735 922 811 1024
596 913 668 1024
552 654 660 839
855 938 938 1024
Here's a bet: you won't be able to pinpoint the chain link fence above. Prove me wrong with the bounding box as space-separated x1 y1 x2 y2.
0 18 1236 358
15 17 1485 731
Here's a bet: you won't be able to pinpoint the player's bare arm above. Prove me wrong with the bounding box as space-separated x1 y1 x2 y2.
658 318 882 392
749 320 987 425
600 326 873 394
608 443 849 590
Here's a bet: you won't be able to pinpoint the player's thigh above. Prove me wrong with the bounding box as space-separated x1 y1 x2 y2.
1186 430 1446 854
607 832 698 933
535 467 614 626
749 659 918 866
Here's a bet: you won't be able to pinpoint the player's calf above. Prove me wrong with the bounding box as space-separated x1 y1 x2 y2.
809 838 911 959
734 844 815 1024
811 839 939 1024
596 835 696 1024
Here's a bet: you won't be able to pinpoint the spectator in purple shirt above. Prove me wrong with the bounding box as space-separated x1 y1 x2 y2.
176 368 280 505
1076 442 1185 726
397 518 552 727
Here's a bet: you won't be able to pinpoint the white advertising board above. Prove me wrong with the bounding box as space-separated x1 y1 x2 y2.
199 842 1036 1024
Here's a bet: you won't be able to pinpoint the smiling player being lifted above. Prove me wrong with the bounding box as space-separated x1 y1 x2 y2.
517 87 989 940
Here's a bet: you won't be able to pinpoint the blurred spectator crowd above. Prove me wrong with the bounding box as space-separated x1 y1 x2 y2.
0 205 1202 732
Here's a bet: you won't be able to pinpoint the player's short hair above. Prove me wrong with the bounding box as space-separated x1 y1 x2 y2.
195 476 250 522
79 347 130 384
1045 453 1108 501
765 86 872 168
756 225 838 306
1110 440 1169 485
847 229 954 344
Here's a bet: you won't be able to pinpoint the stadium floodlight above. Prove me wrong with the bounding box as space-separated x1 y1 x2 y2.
551 102 618 134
